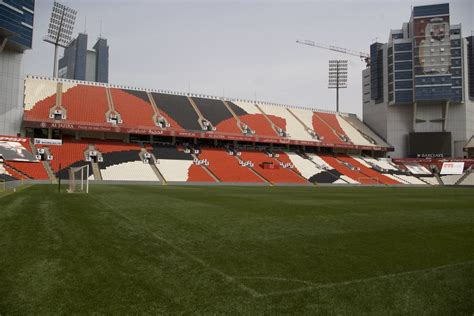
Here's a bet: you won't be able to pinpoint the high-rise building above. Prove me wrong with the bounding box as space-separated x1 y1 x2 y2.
0 0 35 136
363 3 474 158
58 33 109 83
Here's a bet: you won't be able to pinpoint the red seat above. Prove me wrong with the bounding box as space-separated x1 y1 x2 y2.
239 151 308 184
338 155 400 184
199 148 264 183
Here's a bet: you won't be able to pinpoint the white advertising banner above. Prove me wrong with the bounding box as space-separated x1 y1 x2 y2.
440 162 464 175
34 138 63 146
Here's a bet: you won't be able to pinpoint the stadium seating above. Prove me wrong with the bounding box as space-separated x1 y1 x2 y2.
110 89 156 128
4 161 49 180
0 164 23 181
258 104 315 141
314 112 351 144
23 78 57 118
151 144 215 182
440 174 463 185
0 140 49 180
191 98 241 134
341 114 389 147
93 142 160 181
151 93 202 130
459 172 474 185
336 116 374 146
239 150 308 184
338 155 400 184
198 148 264 183
318 154 380 184
284 152 344 183
61 85 109 123
312 113 345 144
101 161 158 181
227 101 280 137
391 174 428 185
94 141 142 154
418 176 440 185
306 153 355 183
42 140 89 178
357 156 399 172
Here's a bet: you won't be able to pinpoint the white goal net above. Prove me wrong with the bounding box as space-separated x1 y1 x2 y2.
68 165 89 193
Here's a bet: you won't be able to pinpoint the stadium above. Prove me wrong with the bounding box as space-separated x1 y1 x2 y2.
0 1 473 314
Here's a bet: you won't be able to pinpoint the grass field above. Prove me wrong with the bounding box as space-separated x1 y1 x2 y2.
0 185 473 314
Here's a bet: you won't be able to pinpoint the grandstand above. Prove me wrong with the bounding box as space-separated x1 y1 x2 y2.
0 76 470 186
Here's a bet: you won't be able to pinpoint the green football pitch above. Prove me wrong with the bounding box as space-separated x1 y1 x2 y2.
0 185 473 314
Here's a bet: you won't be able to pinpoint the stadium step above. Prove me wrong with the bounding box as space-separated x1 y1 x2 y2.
140 149 166 184
254 103 286 137
105 88 123 124
30 141 57 182
147 92 167 128
187 97 214 131
222 100 247 134
233 155 271 185
43 161 57 183
91 162 103 181
304 154 348 184
434 173 444 185
273 156 311 184
455 168 472 185
150 163 167 184
191 153 220 182
286 108 318 139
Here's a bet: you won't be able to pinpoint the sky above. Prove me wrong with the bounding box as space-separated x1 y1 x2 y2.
24 0 473 117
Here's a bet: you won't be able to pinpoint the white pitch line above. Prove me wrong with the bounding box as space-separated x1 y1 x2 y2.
254 260 474 297
87 194 261 298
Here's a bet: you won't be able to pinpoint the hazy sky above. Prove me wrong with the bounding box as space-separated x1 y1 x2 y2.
24 0 473 117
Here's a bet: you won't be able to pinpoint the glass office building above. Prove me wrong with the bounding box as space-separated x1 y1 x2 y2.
0 0 35 136
58 33 109 83
363 3 474 158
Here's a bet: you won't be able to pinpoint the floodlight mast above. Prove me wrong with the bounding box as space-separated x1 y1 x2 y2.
328 60 348 113
43 1 77 78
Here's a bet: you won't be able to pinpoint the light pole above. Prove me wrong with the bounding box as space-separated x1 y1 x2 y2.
328 60 348 112
43 1 77 78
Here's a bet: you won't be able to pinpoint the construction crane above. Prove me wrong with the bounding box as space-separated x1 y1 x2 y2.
296 39 371 67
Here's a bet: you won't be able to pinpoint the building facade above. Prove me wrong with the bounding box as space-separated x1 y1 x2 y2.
0 0 34 136
58 33 109 83
363 3 474 158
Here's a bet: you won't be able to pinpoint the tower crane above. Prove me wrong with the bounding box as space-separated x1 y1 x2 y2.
296 39 370 67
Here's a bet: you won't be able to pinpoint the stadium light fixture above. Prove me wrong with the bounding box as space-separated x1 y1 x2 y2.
43 1 77 78
328 60 348 112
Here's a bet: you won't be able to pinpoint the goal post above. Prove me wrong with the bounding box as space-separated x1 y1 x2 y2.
68 165 89 193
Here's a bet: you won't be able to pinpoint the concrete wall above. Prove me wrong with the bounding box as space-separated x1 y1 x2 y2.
0 50 24 136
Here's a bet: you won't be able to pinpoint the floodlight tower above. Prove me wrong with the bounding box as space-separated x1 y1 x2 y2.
328 60 348 113
43 1 77 78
